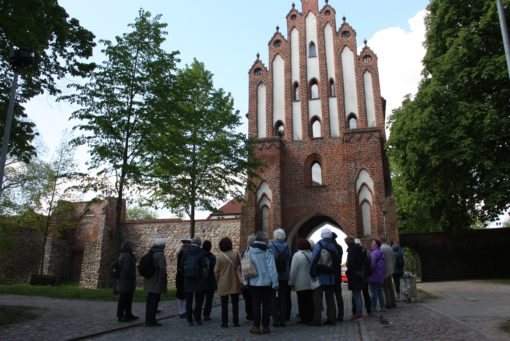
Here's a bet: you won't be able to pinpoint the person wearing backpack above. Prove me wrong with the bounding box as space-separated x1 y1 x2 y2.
241 234 256 321
268 228 291 328
176 238 191 318
244 231 279 335
116 240 138 322
344 236 364 321
183 236 209 326
356 239 372 315
369 239 386 313
202 240 217 321
309 228 340 326
380 237 396 309
331 233 344 322
392 243 405 301
143 238 168 327
289 238 313 324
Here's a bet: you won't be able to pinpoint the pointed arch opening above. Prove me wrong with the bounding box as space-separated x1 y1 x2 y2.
293 81 300 101
308 41 317 58
329 78 335 98
309 78 319 99
311 116 322 138
347 113 358 129
274 120 285 137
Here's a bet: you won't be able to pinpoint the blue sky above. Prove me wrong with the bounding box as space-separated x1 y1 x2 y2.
27 0 429 155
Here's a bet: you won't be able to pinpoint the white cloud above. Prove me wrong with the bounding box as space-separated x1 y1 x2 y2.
365 10 427 122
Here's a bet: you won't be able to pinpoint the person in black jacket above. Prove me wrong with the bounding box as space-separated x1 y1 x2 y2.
183 236 209 326
202 240 217 321
332 233 344 322
117 240 138 322
176 238 191 318
345 236 364 321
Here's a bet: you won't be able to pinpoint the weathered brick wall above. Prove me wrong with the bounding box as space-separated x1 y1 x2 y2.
123 218 241 287
44 237 72 283
0 227 44 284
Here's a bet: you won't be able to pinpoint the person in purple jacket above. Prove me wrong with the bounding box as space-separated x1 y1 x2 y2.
369 239 386 312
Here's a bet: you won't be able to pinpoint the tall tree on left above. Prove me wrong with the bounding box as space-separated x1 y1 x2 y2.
61 10 179 248
0 0 95 162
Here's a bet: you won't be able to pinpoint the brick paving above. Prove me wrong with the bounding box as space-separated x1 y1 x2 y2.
1 281 506 341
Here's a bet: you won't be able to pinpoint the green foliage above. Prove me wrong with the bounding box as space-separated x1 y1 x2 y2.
504 218 510 228
126 206 158 220
0 305 38 328
61 9 179 234
0 0 95 161
144 60 261 237
0 284 176 302
387 0 510 232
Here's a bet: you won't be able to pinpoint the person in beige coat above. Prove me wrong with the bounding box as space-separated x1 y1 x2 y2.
214 237 242 328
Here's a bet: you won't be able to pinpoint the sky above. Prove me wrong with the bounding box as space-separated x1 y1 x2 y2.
23 0 435 220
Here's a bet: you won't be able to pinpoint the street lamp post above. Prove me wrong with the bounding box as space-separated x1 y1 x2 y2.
0 48 34 200
497 0 510 80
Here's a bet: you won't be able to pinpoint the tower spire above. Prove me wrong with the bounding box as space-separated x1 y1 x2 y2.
301 0 318 13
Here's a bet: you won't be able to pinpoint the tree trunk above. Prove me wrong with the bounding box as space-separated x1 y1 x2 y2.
39 232 48 275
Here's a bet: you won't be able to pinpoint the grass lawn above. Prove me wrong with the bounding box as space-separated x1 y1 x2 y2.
0 284 176 302
0 306 38 328
481 278 510 286
417 288 438 301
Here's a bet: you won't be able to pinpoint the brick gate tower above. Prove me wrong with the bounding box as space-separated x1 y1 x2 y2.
243 0 397 248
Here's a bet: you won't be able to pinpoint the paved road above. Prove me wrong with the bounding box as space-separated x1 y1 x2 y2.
1 281 509 340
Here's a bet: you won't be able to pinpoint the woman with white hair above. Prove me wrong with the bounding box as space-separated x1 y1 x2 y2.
144 238 168 327
268 228 291 327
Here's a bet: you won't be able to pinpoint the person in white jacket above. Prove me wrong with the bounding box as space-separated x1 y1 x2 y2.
289 238 314 324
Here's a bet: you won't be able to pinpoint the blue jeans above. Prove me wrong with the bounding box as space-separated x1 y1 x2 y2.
352 290 362 316
370 283 385 311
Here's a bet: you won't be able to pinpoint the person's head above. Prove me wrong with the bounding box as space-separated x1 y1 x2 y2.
154 238 166 249
380 236 388 244
191 236 202 246
121 240 134 252
202 240 212 252
296 238 311 251
392 243 401 251
321 228 333 240
354 238 362 246
372 239 381 249
246 234 256 247
255 231 268 243
273 228 286 241
308 239 315 249
344 236 355 246
219 237 233 252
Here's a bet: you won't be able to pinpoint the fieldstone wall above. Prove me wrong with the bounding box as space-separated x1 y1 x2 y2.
44 237 72 283
123 218 241 287
0 227 44 284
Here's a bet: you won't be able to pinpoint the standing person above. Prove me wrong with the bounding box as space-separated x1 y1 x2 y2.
380 237 396 309
356 239 372 315
268 228 291 327
392 244 405 301
289 238 314 324
309 228 340 326
344 237 364 321
244 231 279 335
116 240 138 322
144 238 168 327
202 240 217 321
331 233 344 322
241 234 256 321
183 236 209 326
176 238 191 318
215 237 242 328
369 239 386 313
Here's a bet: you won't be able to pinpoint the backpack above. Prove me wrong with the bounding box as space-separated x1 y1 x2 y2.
138 251 157 278
362 250 372 278
395 253 404 268
316 241 334 274
272 244 288 273
184 251 208 280
241 251 258 279
111 262 121 279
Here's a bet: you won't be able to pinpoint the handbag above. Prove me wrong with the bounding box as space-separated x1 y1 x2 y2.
241 251 258 279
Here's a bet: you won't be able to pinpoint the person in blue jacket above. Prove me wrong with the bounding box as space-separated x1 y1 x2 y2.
268 228 291 327
309 228 341 326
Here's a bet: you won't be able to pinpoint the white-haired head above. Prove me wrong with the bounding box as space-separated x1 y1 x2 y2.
154 238 166 247
273 228 286 241
321 228 332 239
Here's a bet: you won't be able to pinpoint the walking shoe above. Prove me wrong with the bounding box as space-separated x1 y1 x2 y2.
126 315 139 321
307 321 322 326
146 322 162 327
221 323 228 328
233 323 240 327
118 316 130 322
249 327 261 334
262 327 271 334
351 315 363 322
179 313 187 318
323 320 336 326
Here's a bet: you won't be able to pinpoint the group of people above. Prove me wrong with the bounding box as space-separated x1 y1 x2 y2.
113 228 405 335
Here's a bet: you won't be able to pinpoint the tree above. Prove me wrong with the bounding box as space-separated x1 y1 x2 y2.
145 60 261 237
126 206 158 221
0 0 95 161
61 10 179 245
387 0 510 232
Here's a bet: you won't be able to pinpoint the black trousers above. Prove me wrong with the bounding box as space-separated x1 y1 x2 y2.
145 293 160 324
296 290 313 323
117 292 134 318
333 281 344 320
393 273 402 294
186 291 205 323
251 286 272 328
351 282 372 315
272 280 288 326
220 294 239 326
203 290 214 318
242 286 253 320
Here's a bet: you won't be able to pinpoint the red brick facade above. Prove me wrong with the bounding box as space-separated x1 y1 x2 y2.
244 0 397 248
